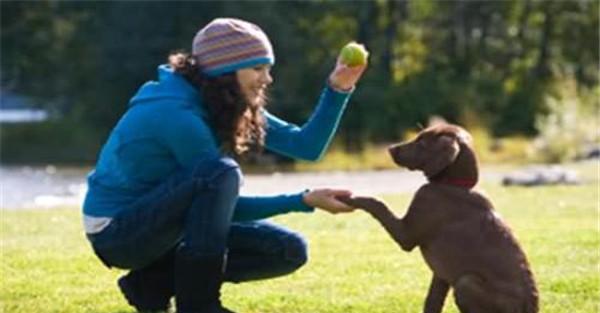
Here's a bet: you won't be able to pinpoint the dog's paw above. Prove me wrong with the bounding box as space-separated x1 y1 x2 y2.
337 195 386 211
335 195 361 208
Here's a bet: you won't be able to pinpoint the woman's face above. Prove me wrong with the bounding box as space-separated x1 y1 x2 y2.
236 64 273 106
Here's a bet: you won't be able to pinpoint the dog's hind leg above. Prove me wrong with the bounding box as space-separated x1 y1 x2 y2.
454 274 524 313
453 274 497 313
423 275 449 313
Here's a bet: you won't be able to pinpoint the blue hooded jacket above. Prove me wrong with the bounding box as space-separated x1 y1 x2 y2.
83 65 352 222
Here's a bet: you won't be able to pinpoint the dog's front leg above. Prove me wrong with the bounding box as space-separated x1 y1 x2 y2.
423 275 449 313
338 196 416 251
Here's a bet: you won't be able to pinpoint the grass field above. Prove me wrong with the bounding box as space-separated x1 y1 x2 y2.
1 164 598 313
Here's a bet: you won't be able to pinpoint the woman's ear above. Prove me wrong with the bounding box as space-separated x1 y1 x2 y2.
422 135 460 178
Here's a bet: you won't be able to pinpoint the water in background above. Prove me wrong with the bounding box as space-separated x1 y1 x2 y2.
0 162 588 210
0 165 429 210
1 165 89 209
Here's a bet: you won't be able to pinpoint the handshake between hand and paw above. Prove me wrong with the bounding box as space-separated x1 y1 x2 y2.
335 194 389 214
302 189 388 215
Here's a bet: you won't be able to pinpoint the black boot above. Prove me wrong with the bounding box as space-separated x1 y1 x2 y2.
118 275 172 312
175 250 236 313
118 249 175 312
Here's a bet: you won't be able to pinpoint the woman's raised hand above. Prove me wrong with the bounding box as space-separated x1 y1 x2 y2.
328 57 368 92
302 188 356 214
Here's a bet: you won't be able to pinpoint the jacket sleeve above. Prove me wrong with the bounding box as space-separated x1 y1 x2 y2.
264 84 352 161
232 191 314 221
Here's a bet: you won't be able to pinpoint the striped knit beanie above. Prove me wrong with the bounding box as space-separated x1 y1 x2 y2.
192 18 275 77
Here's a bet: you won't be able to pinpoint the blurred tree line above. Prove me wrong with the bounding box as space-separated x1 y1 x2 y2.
1 0 598 164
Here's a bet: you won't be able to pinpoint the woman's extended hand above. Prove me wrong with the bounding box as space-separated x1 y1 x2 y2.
303 188 356 214
328 58 368 92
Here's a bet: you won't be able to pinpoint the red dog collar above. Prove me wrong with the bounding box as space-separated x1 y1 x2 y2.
435 177 477 189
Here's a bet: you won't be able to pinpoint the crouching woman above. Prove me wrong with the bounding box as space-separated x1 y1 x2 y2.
82 18 367 313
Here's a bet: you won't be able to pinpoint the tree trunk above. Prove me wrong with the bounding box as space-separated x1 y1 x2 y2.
381 0 407 82
516 0 532 58
342 1 379 152
535 2 554 79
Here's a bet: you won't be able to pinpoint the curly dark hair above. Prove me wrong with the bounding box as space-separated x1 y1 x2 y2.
168 52 266 155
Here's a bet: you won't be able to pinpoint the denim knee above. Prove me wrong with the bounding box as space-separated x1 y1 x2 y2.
282 233 308 270
181 157 242 255
190 156 242 192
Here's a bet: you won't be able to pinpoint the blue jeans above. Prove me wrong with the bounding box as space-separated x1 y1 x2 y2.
87 156 308 283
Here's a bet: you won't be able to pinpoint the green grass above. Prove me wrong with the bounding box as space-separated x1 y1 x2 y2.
1 169 598 312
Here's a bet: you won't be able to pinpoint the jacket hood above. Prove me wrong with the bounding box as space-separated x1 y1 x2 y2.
129 64 201 107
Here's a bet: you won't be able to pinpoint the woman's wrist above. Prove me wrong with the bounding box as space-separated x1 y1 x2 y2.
301 189 312 207
299 189 315 211
327 78 354 93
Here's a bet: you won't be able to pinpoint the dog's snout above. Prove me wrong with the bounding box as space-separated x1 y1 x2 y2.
388 143 413 169
388 144 402 161
388 141 425 171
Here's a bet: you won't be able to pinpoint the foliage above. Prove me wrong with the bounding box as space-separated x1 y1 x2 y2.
1 165 598 312
531 77 600 163
1 0 598 163
0 119 101 164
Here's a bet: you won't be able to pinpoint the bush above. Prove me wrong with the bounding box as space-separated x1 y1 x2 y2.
532 77 599 163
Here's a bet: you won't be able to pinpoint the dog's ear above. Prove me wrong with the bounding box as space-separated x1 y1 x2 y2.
422 135 460 178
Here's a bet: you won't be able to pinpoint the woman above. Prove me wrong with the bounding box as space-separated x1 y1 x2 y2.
83 18 366 313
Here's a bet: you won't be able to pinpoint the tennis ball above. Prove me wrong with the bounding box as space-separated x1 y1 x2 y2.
339 42 369 67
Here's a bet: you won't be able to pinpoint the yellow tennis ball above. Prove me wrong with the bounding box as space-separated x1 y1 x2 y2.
339 42 369 67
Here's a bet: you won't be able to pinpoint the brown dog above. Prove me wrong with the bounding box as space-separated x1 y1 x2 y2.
340 124 538 313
